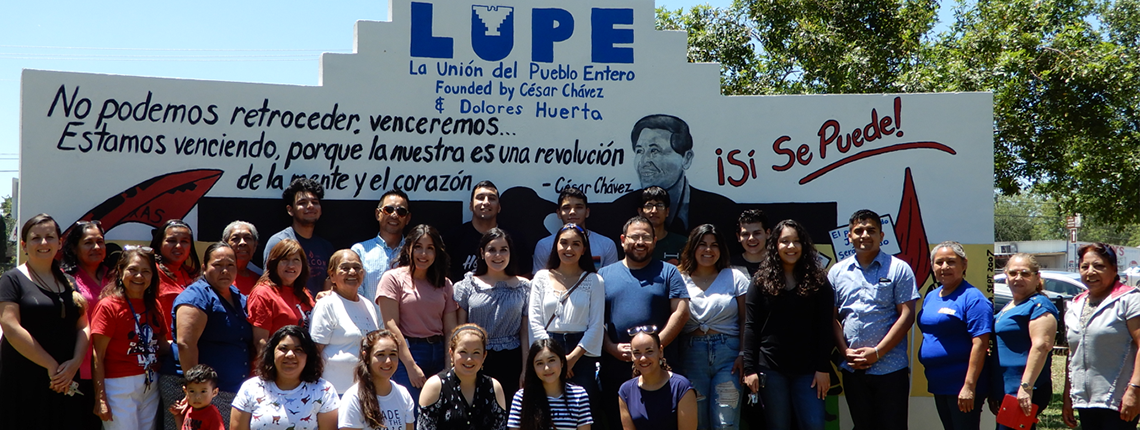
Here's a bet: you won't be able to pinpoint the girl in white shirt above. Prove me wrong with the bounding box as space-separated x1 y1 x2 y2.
339 330 415 430
528 223 605 420
676 224 749 430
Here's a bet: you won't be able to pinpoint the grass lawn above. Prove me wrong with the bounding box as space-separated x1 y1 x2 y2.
1039 352 1073 430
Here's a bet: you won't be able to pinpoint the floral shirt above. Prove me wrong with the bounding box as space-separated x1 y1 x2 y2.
232 377 339 430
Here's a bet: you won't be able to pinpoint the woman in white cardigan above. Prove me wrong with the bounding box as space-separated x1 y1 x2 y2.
528 223 605 421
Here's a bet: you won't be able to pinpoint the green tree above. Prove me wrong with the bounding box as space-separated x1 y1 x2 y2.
657 0 1140 226
934 0 1140 225
994 193 1065 241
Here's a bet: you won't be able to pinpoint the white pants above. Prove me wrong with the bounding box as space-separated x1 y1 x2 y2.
103 373 160 430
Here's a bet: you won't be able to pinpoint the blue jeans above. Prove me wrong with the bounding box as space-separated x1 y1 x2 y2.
393 338 445 404
759 369 826 430
678 333 742 430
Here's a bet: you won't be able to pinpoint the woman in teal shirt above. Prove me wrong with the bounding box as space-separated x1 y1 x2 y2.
990 253 1057 430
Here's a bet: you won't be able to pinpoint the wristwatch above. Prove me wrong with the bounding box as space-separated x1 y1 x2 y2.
1019 382 1032 391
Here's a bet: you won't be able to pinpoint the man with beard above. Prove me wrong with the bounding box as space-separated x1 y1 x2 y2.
263 177 334 297
351 188 411 303
598 216 690 430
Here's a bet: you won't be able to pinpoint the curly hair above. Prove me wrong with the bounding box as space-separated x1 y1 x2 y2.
257 325 323 383
755 219 827 297
61 220 110 275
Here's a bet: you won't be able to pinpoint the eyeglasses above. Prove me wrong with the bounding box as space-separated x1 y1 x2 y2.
380 205 409 217
626 234 653 244
1004 269 1037 279
627 325 658 337
641 203 666 212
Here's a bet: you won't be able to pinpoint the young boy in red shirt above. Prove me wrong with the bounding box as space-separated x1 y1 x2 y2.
170 364 225 430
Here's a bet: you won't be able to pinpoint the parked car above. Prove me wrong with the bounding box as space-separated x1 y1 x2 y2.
992 270 1087 313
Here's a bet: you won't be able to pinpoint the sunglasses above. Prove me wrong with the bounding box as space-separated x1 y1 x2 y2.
380 205 409 217
123 245 155 254
626 324 658 337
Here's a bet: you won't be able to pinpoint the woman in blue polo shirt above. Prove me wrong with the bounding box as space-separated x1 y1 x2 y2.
917 241 992 430
990 253 1057 430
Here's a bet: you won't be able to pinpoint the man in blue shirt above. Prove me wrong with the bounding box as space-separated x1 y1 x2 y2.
263 178 335 298
599 216 690 430
829 209 919 430
351 189 410 303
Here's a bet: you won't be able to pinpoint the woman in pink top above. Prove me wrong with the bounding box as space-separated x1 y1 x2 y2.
248 239 314 354
60 219 112 419
150 219 201 323
377 224 457 403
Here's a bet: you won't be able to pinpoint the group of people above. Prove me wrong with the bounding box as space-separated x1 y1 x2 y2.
2 174 1139 430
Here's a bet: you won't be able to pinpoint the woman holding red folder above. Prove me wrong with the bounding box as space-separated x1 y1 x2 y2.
990 253 1057 430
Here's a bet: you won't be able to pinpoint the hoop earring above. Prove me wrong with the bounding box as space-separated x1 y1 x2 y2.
659 358 666 367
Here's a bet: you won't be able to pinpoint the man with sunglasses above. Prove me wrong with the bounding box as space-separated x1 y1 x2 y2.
445 180 532 281
598 216 690 430
351 189 411 303
264 177 335 297
637 186 687 265
531 186 619 274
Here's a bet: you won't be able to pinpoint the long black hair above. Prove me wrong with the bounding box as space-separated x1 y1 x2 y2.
519 339 568 430
60 220 109 275
544 223 596 273
398 224 451 288
473 228 517 276
149 219 201 279
755 219 827 297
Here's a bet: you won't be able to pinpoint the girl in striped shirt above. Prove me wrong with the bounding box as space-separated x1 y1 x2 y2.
508 339 593 430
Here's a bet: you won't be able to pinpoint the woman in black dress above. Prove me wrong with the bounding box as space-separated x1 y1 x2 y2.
0 213 91 429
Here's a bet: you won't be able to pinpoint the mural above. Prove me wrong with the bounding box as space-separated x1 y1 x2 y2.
20 1 994 423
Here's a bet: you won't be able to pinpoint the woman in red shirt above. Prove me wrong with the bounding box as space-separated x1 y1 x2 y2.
151 219 201 323
91 246 171 430
248 239 314 355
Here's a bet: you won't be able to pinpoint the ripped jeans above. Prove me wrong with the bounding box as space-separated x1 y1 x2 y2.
678 333 742 430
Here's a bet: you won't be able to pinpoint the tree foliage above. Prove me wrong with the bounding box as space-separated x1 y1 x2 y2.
657 0 1140 225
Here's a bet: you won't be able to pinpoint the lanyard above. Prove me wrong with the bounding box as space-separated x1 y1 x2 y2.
125 298 158 391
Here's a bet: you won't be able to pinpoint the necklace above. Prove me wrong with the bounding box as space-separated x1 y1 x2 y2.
27 266 67 319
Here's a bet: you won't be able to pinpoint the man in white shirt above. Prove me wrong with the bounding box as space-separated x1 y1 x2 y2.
532 186 619 273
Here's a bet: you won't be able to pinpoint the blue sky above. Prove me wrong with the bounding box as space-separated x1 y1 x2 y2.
0 0 948 203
